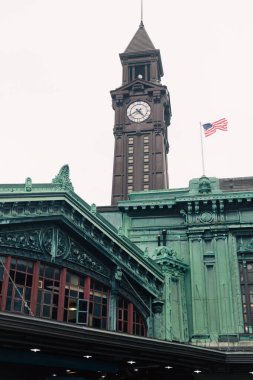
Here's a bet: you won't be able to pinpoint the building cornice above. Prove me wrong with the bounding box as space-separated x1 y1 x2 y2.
0 187 164 296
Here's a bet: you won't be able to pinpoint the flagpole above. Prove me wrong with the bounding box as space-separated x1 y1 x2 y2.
200 121 206 176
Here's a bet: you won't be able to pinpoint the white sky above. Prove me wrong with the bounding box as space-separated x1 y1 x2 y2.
0 0 252 206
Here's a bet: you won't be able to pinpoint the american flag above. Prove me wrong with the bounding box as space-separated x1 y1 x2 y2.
202 118 228 137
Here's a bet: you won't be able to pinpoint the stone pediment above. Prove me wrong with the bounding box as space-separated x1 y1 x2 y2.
111 78 166 96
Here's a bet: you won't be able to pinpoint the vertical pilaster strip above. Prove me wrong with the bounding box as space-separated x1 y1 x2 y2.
204 260 219 340
215 234 234 333
228 233 244 333
108 291 117 332
128 303 134 335
30 261 40 316
180 274 189 341
84 276 90 300
164 272 172 340
190 236 208 336
171 277 181 341
57 268 66 321
152 300 164 340
0 256 11 311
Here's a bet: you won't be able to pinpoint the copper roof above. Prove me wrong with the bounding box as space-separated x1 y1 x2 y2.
124 22 156 53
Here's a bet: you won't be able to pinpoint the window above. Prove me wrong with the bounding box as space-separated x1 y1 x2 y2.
144 164 149 172
128 185 133 193
64 272 85 324
117 297 129 333
128 137 134 145
144 136 149 143
128 146 134 154
89 279 108 329
77 299 89 324
143 145 149 153
133 306 146 336
128 157 133 164
144 184 149 190
128 166 133 173
135 65 145 79
239 261 253 333
144 174 149 183
128 64 150 81
36 264 60 320
117 296 146 336
6 258 33 315
144 155 149 163
128 175 133 184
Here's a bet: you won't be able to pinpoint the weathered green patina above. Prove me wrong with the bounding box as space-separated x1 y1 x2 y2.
99 176 253 346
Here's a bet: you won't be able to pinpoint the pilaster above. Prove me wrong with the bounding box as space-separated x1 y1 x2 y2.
152 246 188 342
189 235 208 338
152 299 164 340
214 233 235 334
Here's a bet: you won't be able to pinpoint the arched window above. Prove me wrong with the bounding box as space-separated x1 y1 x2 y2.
0 256 146 337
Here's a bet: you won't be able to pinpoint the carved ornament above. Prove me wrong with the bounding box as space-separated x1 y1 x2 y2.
199 176 211 194
199 211 213 223
52 165 74 191
0 229 41 252
152 246 188 274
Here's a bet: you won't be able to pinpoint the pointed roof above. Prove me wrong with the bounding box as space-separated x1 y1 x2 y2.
124 22 156 53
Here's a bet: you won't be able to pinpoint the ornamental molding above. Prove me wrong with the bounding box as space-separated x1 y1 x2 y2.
52 165 73 191
187 228 228 241
199 211 213 223
152 246 188 274
0 226 108 277
0 198 163 297
119 193 253 212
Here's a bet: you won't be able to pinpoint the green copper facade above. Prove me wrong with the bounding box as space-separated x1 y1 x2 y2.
100 175 253 347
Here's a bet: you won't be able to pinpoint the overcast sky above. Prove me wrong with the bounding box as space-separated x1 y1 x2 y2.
0 0 252 205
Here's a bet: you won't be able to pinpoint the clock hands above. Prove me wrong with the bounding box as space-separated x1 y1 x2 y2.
132 108 144 117
127 101 151 123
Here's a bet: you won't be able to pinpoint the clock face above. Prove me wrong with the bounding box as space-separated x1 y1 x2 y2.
127 101 151 123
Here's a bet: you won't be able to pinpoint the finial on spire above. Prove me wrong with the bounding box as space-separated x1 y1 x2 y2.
140 0 144 27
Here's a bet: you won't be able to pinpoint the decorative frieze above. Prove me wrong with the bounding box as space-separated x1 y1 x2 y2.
0 229 41 252
0 226 108 276
0 198 163 297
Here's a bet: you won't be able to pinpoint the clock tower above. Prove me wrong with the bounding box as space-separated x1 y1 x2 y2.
111 22 171 205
